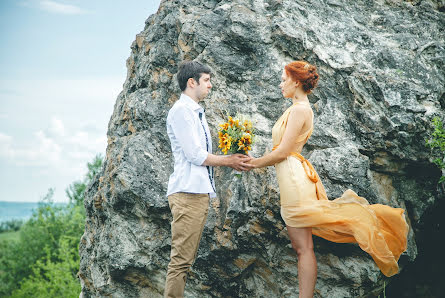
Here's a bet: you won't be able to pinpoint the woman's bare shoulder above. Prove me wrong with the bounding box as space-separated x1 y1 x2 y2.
289 104 312 117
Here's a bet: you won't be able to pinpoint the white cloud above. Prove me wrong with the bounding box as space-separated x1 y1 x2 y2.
0 130 61 167
0 76 120 202
0 122 106 169
64 131 106 160
39 0 89 15
0 133 13 143
0 132 14 159
33 130 62 164
49 116 65 136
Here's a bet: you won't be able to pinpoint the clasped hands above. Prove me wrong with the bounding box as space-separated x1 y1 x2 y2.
226 153 256 172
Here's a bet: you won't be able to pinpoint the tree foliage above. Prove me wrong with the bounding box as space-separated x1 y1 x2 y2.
0 219 24 233
426 117 445 184
0 154 104 297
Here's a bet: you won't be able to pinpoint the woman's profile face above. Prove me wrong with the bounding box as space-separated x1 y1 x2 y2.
279 69 297 99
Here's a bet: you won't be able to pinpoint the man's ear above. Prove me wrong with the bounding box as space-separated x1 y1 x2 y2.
187 77 196 89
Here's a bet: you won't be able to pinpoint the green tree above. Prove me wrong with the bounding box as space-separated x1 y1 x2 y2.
10 231 82 297
426 117 445 184
0 154 104 297
0 219 24 233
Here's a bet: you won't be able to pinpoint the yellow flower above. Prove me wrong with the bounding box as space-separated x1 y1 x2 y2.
219 123 229 130
218 114 254 155
222 141 231 154
238 140 246 150
243 120 252 130
218 133 228 146
228 116 235 127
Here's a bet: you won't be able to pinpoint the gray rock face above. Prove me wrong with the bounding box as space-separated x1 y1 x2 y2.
78 0 444 297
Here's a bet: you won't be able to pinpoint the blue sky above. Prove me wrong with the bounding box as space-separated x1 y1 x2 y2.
0 0 161 202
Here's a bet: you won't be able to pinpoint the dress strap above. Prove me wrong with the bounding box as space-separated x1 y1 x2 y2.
295 125 313 143
293 106 314 143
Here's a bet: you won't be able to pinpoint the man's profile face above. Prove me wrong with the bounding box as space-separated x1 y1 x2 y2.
195 73 212 101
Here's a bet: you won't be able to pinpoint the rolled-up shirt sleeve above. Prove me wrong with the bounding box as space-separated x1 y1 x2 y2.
169 106 208 166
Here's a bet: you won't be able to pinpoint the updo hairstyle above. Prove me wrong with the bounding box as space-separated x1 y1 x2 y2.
284 61 319 94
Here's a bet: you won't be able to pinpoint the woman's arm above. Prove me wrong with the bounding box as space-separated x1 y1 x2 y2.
249 105 311 168
202 153 253 171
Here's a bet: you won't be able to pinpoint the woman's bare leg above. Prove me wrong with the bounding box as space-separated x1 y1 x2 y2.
287 226 317 298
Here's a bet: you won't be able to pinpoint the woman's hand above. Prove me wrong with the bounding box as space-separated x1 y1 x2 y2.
226 153 254 171
246 156 258 169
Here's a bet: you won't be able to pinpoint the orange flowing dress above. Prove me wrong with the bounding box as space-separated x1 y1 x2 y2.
272 101 409 277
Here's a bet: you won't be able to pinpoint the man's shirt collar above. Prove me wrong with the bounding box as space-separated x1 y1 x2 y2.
180 93 204 112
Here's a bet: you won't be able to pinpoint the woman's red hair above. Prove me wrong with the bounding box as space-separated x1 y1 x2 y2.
284 61 319 94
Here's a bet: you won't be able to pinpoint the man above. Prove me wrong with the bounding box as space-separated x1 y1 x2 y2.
164 60 252 297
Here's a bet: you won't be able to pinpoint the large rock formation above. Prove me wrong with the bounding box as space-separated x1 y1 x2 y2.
78 0 444 297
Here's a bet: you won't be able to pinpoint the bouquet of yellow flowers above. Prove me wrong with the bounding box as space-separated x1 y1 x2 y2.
218 114 254 155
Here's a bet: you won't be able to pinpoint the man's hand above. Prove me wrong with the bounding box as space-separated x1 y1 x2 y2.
202 153 254 170
226 153 254 171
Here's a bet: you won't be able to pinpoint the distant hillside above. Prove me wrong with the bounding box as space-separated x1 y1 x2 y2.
0 201 67 223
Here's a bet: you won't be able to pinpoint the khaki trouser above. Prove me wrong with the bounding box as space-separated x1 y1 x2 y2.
164 192 210 298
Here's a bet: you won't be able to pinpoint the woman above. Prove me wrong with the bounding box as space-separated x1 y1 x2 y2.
247 61 408 298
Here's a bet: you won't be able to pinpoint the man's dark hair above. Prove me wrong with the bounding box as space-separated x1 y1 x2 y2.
177 61 212 91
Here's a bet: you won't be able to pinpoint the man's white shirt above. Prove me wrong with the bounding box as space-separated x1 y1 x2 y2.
166 93 216 198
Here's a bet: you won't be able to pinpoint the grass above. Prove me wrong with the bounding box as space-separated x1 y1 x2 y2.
0 230 20 242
